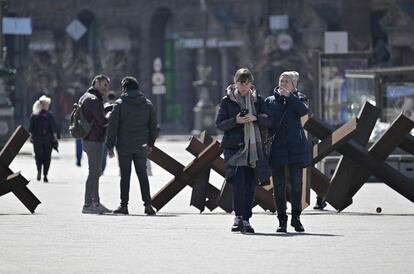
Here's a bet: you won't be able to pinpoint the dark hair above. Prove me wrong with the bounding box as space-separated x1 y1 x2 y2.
107 91 117 101
91 74 110 86
233 68 254 83
121 76 139 90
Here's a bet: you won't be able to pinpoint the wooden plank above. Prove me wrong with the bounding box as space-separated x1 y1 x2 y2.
0 172 28 196
399 134 414 155
189 132 213 212
151 141 222 211
326 102 380 210
348 113 414 198
312 118 358 163
187 137 276 212
310 167 330 198
149 144 225 212
306 112 414 207
0 126 29 167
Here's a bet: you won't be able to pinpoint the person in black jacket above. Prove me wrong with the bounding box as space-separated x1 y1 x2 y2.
265 71 311 232
29 95 58 183
216 68 271 233
107 76 157 215
80 74 112 214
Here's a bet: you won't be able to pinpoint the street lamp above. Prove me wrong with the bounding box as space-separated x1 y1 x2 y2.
192 0 217 136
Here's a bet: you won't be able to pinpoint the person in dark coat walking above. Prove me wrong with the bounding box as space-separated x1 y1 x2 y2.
265 71 311 232
107 76 157 215
216 68 271 233
29 95 58 183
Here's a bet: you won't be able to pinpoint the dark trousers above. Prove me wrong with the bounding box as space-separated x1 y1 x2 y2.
33 142 52 176
231 166 256 221
272 164 303 217
118 152 151 207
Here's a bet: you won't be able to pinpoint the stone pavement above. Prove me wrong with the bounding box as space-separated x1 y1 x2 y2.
0 138 413 273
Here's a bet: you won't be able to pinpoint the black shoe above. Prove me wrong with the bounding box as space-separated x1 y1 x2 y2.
241 220 255 234
37 172 41 181
43 176 48 183
231 216 243 232
313 197 327 210
144 205 156 215
113 206 129 215
291 215 305 232
276 215 288 233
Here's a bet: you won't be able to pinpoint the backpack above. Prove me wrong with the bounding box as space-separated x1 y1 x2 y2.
69 102 92 138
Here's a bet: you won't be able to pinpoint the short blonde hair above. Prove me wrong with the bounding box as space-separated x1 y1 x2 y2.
233 68 254 83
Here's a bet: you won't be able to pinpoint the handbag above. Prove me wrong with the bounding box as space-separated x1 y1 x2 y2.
220 134 244 150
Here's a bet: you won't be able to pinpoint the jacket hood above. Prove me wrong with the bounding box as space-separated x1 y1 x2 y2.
226 84 257 103
120 89 147 106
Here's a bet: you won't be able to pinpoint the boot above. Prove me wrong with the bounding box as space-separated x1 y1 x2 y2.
313 197 327 210
113 205 129 215
291 215 305 232
276 215 288 233
144 204 156 215
37 171 41 181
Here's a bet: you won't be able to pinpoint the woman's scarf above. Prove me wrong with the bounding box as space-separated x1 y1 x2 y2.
228 87 264 168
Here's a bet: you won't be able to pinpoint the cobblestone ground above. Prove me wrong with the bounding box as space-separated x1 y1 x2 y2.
0 139 413 273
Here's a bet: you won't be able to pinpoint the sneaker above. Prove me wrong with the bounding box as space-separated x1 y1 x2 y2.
93 203 112 214
291 215 305 232
241 220 255 234
113 205 129 215
144 205 156 215
231 216 243 232
82 204 103 214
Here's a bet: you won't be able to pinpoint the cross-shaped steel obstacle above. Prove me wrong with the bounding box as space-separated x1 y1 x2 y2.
304 102 414 212
0 126 41 213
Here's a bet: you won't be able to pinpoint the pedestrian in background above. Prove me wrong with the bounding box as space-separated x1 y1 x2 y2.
29 95 58 183
265 71 311 232
216 68 271 233
80 74 112 214
107 76 157 215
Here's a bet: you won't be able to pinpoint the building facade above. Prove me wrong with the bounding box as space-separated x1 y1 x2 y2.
4 0 414 134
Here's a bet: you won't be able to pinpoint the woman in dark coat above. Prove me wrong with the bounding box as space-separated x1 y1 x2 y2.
216 68 271 233
29 95 58 183
265 71 311 232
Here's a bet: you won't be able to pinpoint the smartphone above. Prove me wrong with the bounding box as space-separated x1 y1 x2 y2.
240 109 249 117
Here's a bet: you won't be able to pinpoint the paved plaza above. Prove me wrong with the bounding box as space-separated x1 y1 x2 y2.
0 138 413 273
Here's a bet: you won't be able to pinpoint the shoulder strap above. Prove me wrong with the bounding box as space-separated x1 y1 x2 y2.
265 105 288 144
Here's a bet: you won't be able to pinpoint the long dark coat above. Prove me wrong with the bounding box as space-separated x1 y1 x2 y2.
265 89 311 168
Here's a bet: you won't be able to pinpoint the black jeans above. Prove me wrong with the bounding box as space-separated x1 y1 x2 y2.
118 152 151 207
272 164 303 217
230 166 256 221
33 142 53 176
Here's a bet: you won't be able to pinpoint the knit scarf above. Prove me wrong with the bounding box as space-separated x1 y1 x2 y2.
228 89 264 167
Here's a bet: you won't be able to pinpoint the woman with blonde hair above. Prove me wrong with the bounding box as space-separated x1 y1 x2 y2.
265 71 311 232
29 95 58 182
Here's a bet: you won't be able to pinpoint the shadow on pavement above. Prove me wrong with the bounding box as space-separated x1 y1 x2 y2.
100 213 178 217
244 232 342 237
